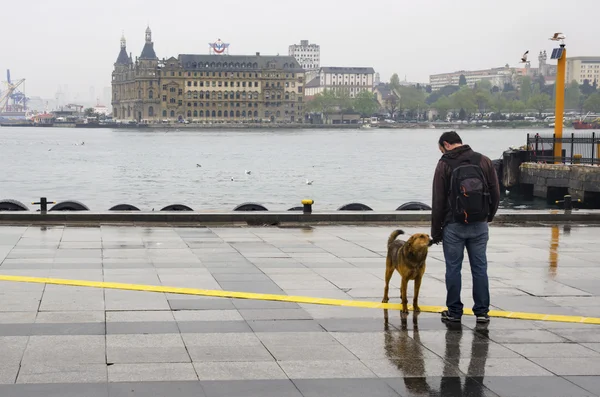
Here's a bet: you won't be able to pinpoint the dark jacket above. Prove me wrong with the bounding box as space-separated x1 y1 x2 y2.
431 145 500 242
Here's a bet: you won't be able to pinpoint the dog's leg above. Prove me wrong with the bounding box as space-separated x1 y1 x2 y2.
413 275 423 313
401 276 409 314
382 256 394 303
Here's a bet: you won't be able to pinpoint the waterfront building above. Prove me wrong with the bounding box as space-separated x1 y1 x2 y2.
304 66 375 98
288 40 320 82
112 28 306 123
566 56 600 85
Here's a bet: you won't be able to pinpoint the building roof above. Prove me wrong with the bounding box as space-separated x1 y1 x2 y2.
320 67 375 74
116 47 130 65
178 54 304 72
305 77 320 88
140 43 157 60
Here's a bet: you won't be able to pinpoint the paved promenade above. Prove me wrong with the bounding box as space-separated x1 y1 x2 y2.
0 224 599 396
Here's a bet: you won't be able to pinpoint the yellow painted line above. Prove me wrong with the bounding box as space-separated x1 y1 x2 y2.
0 274 599 325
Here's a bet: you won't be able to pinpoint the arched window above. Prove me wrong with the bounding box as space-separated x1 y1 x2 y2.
224 111 228 118
217 92 222 100
211 110 216 117
199 92 204 99
242 92 246 99
285 93 289 100
148 106 154 117
170 110 175 117
236 92 240 99
193 110 198 117
170 98 175 104
187 110 192 117
199 110 204 117
236 110 240 117
217 110 221 117
224 91 228 100
162 110 167 117
253 111 258 118
149 90 154 99
230 110 234 117
187 91 192 99
242 110 246 117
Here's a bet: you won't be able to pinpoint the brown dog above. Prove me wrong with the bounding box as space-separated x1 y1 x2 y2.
382 229 432 313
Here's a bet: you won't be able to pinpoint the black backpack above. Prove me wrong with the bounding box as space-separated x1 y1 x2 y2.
443 153 491 224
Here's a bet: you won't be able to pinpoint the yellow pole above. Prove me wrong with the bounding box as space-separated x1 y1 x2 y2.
549 225 559 277
554 45 566 163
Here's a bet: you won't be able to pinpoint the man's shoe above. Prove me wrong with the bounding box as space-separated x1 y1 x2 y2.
476 314 490 324
441 310 461 322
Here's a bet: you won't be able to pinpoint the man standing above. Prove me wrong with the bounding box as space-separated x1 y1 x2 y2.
431 131 500 323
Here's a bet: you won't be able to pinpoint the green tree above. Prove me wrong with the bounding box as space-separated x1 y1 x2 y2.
458 108 467 120
84 108 97 118
581 79 596 96
307 89 338 123
584 92 600 113
528 93 552 118
451 87 476 115
384 95 400 119
459 74 467 86
432 96 452 120
510 100 526 114
565 80 581 110
397 86 427 114
353 90 379 117
390 73 401 90
519 76 533 102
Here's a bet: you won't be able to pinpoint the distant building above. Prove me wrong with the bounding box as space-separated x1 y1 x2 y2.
289 40 320 82
429 66 516 90
112 27 306 122
304 66 375 98
566 56 600 85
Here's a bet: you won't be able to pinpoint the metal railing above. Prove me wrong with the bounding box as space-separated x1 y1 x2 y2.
526 132 600 165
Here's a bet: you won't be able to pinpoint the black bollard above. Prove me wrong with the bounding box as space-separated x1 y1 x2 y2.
32 197 56 213
564 195 573 211
302 199 314 214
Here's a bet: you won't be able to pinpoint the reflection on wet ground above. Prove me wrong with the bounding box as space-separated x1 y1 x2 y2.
0 224 599 396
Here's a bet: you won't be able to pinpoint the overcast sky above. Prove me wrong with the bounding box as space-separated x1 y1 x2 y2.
1 0 598 101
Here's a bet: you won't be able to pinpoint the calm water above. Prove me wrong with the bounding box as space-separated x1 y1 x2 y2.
0 126 537 211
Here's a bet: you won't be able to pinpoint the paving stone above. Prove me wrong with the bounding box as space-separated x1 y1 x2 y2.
530 357 600 375
385 377 499 397
16 363 107 384
482 376 596 397
194 362 287 380
21 335 106 364
108 381 205 396
294 378 402 397
108 363 198 382
247 320 325 333
458 358 554 377
201 379 302 397
172 310 243 322
238 309 312 321
106 334 190 364
278 360 375 379
504 343 600 358
183 333 273 362
107 321 180 335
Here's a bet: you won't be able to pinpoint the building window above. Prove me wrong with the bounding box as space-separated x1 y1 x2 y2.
148 107 154 117
212 110 216 117
178 89 183 95
187 110 192 117
178 100 183 106
162 110 167 117
170 110 175 117
187 82 192 87
170 87 175 93
298 87 303 93
187 102 192 107
162 95 167 102
200 110 204 117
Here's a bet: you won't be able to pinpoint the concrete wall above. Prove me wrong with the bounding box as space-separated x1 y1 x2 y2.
519 163 600 202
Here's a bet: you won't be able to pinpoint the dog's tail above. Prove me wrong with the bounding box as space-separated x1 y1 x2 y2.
387 229 405 248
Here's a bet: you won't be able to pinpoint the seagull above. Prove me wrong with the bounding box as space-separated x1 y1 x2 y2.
196 164 202 168
81 141 85 146
48 149 52 151
549 32 565 41
245 170 251 175
231 177 234 181
306 179 313 185
520 50 529 63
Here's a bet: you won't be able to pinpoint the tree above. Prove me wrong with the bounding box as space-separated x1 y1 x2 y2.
384 95 400 119
390 73 401 90
565 81 581 110
510 100 526 114
459 74 467 86
528 93 552 118
306 89 338 123
451 87 476 115
519 76 533 102
425 85 432 94
458 108 467 120
581 79 596 96
432 96 452 120
353 90 378 117
584 92 600 113
84 108 97 118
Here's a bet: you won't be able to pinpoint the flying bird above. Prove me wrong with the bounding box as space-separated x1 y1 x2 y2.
306 179 313 185
520 50 529 63
245 170 251 175
196 164 201 168
549 32 565 41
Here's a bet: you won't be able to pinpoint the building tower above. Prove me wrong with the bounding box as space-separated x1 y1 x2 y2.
538 50 548 76
288 40 320 82
135 26 160 122
112 33 132 119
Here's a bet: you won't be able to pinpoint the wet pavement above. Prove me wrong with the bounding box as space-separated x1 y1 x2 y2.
0 224 599 396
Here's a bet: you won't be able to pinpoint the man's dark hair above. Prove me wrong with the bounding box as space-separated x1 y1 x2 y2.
438 131 462 147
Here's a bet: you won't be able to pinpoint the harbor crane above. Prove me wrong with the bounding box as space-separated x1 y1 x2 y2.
0 70 27 113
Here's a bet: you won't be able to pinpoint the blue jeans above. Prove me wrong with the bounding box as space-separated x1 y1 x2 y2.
442 222 490 317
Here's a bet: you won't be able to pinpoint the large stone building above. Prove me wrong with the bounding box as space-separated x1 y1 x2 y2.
304 67 375 97
566 56 600 85
112 28 306 123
